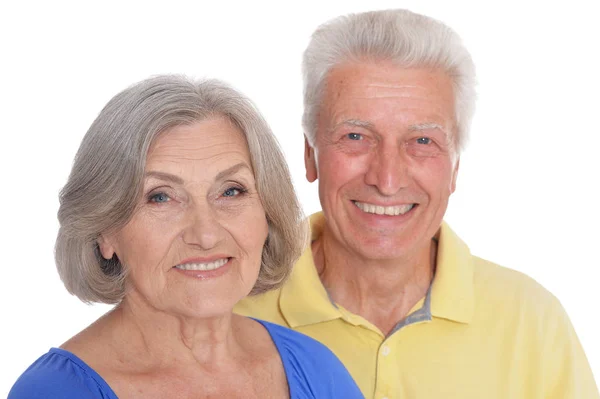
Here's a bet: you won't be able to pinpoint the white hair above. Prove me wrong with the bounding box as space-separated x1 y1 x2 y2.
302 9 477 152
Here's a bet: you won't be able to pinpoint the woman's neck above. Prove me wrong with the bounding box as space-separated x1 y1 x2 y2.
107 295 245 368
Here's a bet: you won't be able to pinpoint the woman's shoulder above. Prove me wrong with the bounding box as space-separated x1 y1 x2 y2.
8 348 118 399
255 319 364 398
257 319 338 358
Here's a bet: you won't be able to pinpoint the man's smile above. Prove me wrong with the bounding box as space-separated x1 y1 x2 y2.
352 200 416 216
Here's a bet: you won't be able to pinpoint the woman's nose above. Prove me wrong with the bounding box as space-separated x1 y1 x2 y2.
181 204 225 250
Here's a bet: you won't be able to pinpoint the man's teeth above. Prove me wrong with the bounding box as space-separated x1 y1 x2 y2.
175 258 228 271
354 201 414 216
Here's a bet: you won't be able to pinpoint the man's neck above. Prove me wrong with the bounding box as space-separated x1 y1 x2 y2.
313 232 437 336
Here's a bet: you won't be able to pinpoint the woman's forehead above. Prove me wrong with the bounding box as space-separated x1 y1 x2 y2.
145 119 253 182
149 119 249 159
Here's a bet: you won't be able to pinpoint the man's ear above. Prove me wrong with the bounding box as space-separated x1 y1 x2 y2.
304 136 318 183
97 234 116 260
450 157 460 193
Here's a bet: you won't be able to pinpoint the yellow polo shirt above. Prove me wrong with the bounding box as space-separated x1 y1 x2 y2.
235 213 599 399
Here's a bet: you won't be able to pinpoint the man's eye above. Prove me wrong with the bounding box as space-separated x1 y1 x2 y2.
347 133 363 141
416 137 431 145
149 192 170 203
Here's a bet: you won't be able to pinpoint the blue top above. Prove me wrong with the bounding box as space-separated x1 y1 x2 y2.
8 319 363 399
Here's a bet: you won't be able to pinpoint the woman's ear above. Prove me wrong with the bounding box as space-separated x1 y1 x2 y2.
97 234 116 260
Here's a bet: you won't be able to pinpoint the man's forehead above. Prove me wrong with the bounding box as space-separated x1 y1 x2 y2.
320 63 456 135
327 61 452 91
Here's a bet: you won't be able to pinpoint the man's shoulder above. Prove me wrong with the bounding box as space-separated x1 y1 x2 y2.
234 288 288 325
471 255 562 315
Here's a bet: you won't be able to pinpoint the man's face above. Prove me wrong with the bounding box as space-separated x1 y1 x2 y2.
306 61 459 261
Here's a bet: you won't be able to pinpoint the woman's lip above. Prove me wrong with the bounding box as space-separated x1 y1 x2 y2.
175 256 231 266
173 258 232 279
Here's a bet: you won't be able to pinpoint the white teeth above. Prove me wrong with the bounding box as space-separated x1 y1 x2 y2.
354 201 414 216
175 258 228 271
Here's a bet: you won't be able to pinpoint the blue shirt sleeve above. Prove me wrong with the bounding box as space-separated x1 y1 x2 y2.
8 349 117 399
256 319 364 399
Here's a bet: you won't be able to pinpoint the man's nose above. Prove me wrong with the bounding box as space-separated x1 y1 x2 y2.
182 203 225 250
365 142 410 196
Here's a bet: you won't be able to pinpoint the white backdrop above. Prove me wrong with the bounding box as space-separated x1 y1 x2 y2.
1 0 599 395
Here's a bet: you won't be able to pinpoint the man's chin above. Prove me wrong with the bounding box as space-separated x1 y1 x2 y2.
347 238 417 262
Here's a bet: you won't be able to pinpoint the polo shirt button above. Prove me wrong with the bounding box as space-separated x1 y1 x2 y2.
381 345 391 356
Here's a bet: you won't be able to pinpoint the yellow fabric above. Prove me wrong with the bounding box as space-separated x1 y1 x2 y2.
236 213 599 399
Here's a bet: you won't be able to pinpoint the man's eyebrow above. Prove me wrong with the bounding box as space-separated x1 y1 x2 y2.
408 123 448 133
332 120 449 134
329 118 375 132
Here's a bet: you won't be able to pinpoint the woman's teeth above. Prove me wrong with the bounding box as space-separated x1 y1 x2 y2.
175 258 228 271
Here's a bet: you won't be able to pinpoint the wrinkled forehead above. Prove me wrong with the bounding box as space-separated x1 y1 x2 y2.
145 117 253 174
319 62 457 137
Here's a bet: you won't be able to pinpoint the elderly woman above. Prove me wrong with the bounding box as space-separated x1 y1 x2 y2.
9 76 363 398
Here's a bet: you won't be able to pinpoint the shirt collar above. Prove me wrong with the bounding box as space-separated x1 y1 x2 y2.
279 212 474 328
430 222 475 323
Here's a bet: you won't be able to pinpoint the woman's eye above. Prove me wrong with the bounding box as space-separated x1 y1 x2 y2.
223 187 242 197
149 192 170 203
347 133 363 141
416 137 431 145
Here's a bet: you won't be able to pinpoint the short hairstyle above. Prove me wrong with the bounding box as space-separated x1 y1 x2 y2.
56 75 306 304
302 9 477 152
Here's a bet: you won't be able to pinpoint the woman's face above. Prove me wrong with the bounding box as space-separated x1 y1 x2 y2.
98 117 268 319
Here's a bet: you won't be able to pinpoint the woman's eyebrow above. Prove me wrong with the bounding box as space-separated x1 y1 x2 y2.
215 162 252 181
144 171 184 184
144 162 251 185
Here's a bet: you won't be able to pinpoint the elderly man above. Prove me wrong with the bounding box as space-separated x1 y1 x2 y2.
236 9 599 398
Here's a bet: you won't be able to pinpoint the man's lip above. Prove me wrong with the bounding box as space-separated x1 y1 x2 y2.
351 200 418 206
352 200 417 216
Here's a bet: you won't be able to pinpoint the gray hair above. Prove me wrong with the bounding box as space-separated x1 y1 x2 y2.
56 75 306 304
302 9 477 152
